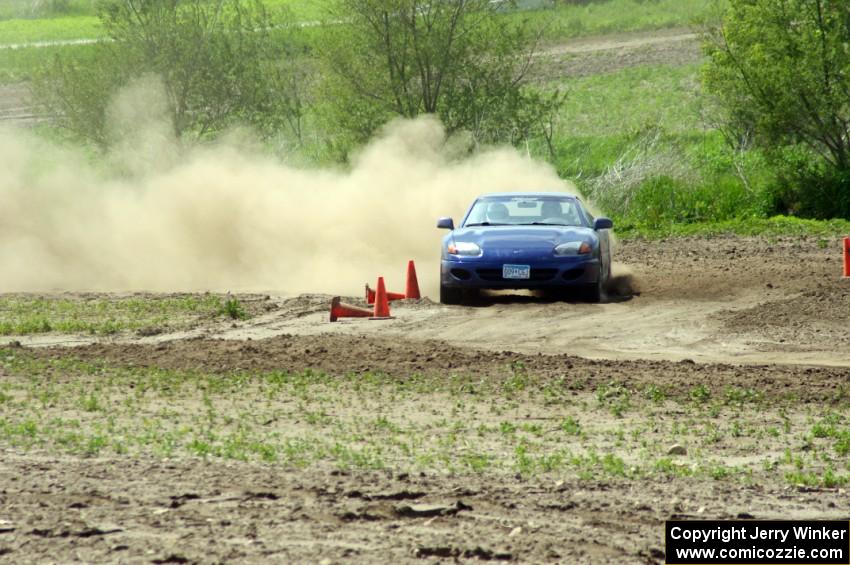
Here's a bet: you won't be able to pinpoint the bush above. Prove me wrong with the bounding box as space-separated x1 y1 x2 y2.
33 0 306 147
318 0 563 151
769 149 850 220
703 0 850 219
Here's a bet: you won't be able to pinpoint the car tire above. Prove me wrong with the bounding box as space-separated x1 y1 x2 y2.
440 284 464 305
582 276 604 303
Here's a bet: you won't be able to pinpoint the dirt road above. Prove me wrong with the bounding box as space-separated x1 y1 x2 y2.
11 234 846 367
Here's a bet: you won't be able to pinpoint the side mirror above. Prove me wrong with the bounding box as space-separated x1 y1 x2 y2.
593 217 613 230
437 217 455 230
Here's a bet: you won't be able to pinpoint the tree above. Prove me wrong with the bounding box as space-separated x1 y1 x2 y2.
34 0 307 147
703 0 850 217
318 0 564 150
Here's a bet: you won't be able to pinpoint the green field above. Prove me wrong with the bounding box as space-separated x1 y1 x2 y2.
555 64 703 138
0 15 101 44
0 0 327 21
0 0 710 45
520 0 712 42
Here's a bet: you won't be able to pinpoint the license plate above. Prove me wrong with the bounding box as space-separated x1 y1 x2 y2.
503 264 531 280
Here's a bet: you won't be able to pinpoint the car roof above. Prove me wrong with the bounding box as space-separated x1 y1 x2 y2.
477 191 580 200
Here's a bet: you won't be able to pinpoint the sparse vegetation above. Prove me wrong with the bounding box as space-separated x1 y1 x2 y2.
0 295 256 336
0 346 832 487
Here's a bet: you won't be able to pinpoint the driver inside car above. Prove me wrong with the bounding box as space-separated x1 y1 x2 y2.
486 202 510 224
540 200 564 222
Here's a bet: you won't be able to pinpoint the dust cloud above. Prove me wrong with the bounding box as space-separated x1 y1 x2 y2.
606 262 640 297
0 80 573 296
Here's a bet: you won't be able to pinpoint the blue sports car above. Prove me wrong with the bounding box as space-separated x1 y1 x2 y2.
437 192 613 304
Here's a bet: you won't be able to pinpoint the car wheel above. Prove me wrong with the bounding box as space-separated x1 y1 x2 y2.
582 276 604 303
440 284 464 305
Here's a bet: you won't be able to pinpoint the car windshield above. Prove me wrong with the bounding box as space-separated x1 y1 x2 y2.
463 196 586 227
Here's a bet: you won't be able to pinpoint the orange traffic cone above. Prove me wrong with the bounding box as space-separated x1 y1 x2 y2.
843 237 850 278
329 296 372 322
364 260 422 303
365 283 405 305
372 277 392 319
405 260 421 300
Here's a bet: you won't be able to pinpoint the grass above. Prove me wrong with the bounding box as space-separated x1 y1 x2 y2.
0 346 841 486
555 64 704 138
0 294 253 336
0 4 313 45
0 0 98 20
218 297 248 320
518 0 712 43
0 0 329 21
0 15 101 44
0 0 712 45
542 63 760 229
527 59 850 235
616 216 850 240
0 1 323 45
0 42 95 82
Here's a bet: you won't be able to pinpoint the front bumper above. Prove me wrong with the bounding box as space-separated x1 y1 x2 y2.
441 257 601 289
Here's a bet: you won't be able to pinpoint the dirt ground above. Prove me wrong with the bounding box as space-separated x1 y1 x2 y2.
533 29 701 79
3 456 846 564
1 234 849 563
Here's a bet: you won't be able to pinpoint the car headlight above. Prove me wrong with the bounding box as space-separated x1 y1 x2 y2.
447 241 482 256
554 241 592 256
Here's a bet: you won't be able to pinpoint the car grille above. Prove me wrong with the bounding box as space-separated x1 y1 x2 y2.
476 268 558 282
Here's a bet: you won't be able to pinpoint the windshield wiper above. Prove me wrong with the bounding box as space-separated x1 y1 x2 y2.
465 222 508 227
521 222 571 226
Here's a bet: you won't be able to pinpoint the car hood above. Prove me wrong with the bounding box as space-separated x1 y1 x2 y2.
453 225 595 246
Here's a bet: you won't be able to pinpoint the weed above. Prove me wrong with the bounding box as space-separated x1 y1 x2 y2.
690 384 711 404
595 382 631 417
219 298 248 321
514 440 534 475
785 469 849 488
503 361 529 394
84 435 107 456
560 416 581 436
601 453 627 477
724 386 761 405
462 453 491 473
643 384 666 403
79 392 101 412
520 422 544 436
709 465 732 480
500 422 517 435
